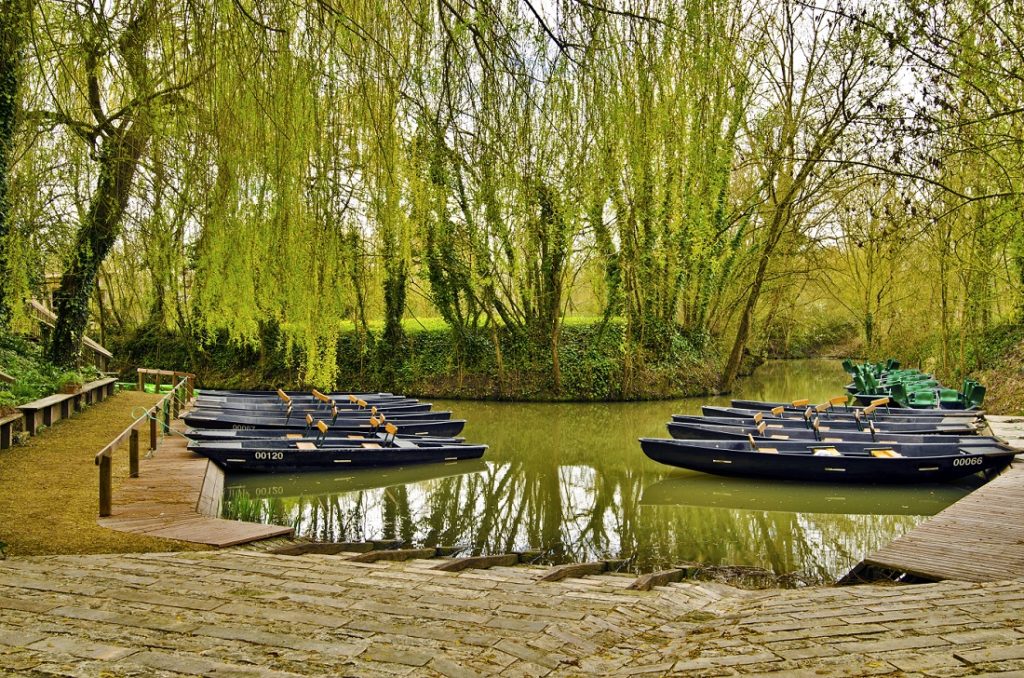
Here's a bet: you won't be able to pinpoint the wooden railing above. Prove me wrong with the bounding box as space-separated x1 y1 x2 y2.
137 368 195 401
94 375 193 517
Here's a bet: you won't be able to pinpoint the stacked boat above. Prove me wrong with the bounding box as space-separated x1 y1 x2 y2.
183 389 486 473
843 359 985 410
640 394 1018 483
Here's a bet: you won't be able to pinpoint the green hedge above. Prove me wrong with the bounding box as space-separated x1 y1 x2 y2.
0 333 100 408
112 319 723 401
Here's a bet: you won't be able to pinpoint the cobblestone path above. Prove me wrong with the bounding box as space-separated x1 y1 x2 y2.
0 550 1022 676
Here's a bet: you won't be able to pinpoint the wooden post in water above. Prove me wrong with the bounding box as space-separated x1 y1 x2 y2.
149 408 158 450
129 428 139 478
98 454 112 517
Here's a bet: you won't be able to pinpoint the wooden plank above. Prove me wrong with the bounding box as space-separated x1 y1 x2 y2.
432 554 520 572
854 458 1024 582
628 569 686 591
347 548 437 563
270 542 375 556
537 562 607 582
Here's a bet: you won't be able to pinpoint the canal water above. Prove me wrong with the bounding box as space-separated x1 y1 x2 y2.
222 359 978 584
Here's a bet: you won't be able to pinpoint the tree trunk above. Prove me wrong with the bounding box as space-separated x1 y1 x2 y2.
49 121 148 367
720 257 768 392
720 211 788 391
0 0 28 328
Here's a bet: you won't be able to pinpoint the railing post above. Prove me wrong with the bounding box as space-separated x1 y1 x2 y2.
155 372 162 393
171 387 180 420
188 374 195 401
150 407 158 450
162 399 170 434
98 454 112 517
137 369 143 392
129 428 140 478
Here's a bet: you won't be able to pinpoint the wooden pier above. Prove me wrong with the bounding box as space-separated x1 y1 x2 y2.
853 415 1024 582
97 416 293 547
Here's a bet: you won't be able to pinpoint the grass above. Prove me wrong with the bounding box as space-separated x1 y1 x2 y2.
0 389 210 557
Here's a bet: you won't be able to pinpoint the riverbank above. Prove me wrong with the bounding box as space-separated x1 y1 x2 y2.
0 390 207 557
113 319 726 401
975 330 1024 416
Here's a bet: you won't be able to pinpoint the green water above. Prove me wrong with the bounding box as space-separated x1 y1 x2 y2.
222 359 977 584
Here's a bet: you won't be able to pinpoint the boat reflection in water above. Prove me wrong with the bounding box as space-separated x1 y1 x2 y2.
641 472 981 516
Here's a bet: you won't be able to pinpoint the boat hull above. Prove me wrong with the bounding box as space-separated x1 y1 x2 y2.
701 406 980 424
189 440 487 473
639 438 1016 484
182 415 466 436
673 414 978 435
730 399 980 417
667 421 1000 446
182 410 453 429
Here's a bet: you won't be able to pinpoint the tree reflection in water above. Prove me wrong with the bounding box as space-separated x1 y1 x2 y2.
221 360 978 584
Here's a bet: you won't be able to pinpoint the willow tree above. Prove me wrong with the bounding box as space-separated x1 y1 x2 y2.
347 0 426 360
14 0 202 366
191 0 368 387
577 0 752 382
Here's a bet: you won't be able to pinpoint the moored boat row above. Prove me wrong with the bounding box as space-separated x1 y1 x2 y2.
184 388 486 472
639 378 1018 483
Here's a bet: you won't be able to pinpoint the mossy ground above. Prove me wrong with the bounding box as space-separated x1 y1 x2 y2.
0 389 209 557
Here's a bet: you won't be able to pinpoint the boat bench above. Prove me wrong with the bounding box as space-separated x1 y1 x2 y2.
16 377 118 435
80 377 118 406
0 412 24 449
18 393 77 433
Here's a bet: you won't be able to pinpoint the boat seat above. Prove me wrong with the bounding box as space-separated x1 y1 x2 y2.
870 448 902 458
822 437 844 443
361 442 382 449
295 442 317 450
347 435 364 439
746 433 777 453
287 434 302 439
812 447 841 456
769 434 790 440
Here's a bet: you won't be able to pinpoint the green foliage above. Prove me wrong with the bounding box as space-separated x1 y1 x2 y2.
965 321 1024 372
56 370 84 387
117 317 720 401
0 332 86 404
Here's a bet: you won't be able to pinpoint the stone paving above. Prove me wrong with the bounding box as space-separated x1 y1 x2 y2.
1 550 1023 676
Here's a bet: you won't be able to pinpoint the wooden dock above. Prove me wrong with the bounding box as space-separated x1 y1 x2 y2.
97 416 293 547
854 415 1024 582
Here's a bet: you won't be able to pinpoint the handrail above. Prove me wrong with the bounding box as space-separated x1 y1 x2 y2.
136 368 196 401
94 375 193 517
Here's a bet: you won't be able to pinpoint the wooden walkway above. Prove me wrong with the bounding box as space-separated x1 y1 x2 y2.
97 416 293 547
856 416 1024 582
